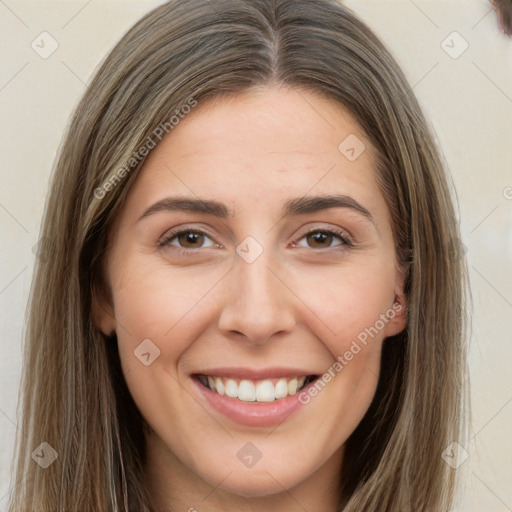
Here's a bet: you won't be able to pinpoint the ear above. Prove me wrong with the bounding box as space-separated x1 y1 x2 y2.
91 282 116 337
383 272 407 337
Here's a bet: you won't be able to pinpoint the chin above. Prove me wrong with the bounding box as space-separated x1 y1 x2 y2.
218 476 292 499
204 463 306 499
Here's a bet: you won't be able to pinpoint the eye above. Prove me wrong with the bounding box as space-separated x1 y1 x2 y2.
158 227 353 253
292 229 353 250
158 229 219 250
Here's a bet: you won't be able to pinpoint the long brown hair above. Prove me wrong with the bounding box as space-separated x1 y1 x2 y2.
8 1 469 510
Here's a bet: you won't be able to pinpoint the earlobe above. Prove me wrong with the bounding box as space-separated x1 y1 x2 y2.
91 285 116 337
383 263 408 337
384 291 407 337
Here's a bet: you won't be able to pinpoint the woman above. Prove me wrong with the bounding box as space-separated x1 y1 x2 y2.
9 0 469 510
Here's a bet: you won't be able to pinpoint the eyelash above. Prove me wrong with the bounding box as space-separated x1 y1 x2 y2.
158 227 354 254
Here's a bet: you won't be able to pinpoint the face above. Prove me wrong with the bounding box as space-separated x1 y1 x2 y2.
94 86 407 503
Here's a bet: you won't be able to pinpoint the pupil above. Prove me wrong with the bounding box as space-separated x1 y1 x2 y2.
309 232 331 247
180 232 202 247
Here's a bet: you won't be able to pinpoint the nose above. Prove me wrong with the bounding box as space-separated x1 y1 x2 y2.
217 248 296 345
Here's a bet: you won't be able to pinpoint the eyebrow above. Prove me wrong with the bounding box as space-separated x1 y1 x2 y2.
138 194 375 224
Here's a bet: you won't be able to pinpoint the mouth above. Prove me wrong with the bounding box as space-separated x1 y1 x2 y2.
194 374 319 403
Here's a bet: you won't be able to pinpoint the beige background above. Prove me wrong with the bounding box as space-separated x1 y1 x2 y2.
0 1 511 510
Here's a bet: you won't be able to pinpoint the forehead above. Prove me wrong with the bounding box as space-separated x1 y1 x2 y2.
119 86 389 229
169 87 366 160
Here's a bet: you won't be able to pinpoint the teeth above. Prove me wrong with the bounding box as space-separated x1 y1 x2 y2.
288 377 298 395
238 380 256 402
200 375 311 402
215 377 225 395
225 379 238 398
274 378 288 399
255 380 274 402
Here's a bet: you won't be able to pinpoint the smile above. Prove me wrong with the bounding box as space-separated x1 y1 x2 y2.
196 374 317 402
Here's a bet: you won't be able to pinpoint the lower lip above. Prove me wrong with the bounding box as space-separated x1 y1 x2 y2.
193 377 315 427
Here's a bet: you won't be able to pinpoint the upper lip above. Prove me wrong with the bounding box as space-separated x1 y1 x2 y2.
193 367 319 380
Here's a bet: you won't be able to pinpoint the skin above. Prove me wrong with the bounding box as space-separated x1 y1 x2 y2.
94 85 407 512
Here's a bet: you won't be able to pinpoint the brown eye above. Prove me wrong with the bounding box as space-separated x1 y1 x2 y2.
295 229 352 250
159 229 217 250
306 232 335 248
177 232 205 248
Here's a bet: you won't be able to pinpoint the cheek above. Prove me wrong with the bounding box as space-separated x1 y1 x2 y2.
290 256 396 352
111 257 228 366
109 260 221 439
287 257 395 428
109 257 236 436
